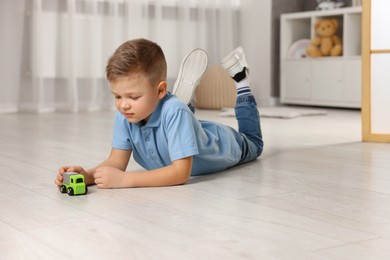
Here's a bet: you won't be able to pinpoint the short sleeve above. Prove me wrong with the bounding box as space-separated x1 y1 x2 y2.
164 109 199 161
111 111 133 150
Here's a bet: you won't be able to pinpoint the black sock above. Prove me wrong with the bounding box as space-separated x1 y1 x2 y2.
232 67 247 82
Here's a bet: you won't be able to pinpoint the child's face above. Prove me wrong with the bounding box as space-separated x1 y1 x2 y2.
110 73 166 124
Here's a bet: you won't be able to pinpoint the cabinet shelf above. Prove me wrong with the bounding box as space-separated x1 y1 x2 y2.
280 7 362 108
284 56 346 61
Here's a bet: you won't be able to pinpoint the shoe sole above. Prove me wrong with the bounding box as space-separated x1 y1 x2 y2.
173 48 209 104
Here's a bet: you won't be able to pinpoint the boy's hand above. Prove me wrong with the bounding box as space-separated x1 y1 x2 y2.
55 166 89 187
94 167 126 189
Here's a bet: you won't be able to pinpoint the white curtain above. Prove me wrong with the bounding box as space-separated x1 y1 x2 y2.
0 0 240 113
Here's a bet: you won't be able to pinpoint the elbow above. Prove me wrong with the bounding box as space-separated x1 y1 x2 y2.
171 156 192 186
177 171 190 185
173 169 191 186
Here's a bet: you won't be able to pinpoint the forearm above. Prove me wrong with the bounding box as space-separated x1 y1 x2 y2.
122 165 190 188
85 159 124 185
88 154 192 189
86 148 131 186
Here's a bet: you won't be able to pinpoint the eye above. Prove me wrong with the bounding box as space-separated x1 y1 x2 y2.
114 95 121 99
130 96 140 100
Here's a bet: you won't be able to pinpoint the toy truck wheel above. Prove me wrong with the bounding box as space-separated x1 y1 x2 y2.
59 185 67 193
67 187 74 196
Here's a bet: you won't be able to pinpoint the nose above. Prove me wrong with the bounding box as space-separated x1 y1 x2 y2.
121 100 131 110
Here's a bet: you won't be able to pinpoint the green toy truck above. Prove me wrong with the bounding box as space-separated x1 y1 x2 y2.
59 172 88 196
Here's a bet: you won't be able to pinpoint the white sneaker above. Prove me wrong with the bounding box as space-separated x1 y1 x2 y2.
172 48 208 104
220 46 249 78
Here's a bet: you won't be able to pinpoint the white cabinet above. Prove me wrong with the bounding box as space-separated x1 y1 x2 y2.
284 60 311 100
311 60 343 102
280 7 362 108
344 59 362 103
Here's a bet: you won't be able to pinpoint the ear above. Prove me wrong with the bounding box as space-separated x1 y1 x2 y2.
331 19 338 30
156 81 167 100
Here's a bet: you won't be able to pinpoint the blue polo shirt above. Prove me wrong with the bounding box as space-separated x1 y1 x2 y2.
111 93 242 175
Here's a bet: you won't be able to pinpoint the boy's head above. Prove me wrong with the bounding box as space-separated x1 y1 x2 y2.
106 38 167 85
106 39 168 124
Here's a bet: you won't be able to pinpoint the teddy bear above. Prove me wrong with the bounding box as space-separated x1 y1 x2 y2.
306 18 342 57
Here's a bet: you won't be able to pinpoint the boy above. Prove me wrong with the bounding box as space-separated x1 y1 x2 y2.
55 38 263 189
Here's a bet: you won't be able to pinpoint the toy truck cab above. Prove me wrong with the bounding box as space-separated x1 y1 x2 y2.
60 172 88 196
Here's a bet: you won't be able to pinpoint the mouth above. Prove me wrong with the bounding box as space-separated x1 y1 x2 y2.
123 112 135 118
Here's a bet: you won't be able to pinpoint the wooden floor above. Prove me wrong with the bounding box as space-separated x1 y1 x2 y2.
1 107 390 259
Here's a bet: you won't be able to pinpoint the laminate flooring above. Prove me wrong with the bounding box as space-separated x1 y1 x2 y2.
1 107 390 260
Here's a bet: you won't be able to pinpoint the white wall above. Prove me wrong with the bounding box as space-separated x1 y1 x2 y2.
240 0 273 106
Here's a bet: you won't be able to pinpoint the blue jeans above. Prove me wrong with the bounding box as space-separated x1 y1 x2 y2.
189 94 263 164
234 94 263 164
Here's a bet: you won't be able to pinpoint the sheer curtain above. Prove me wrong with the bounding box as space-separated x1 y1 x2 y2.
0 0 240 113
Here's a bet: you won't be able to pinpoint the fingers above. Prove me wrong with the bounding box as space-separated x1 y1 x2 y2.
67 166 83 173
56 165 85 188
96 183 106 189
56 167 65 187
55 178 62 187
56 166 71 186
59 165 85 174
55 176 63 187
94 175 105 189
58 166 68 174
93 168 108 189
93 170 102 184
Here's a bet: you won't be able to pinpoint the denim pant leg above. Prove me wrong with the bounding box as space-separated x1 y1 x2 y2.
234 94 264 164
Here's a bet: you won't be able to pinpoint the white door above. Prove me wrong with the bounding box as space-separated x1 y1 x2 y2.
370 0 390 134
